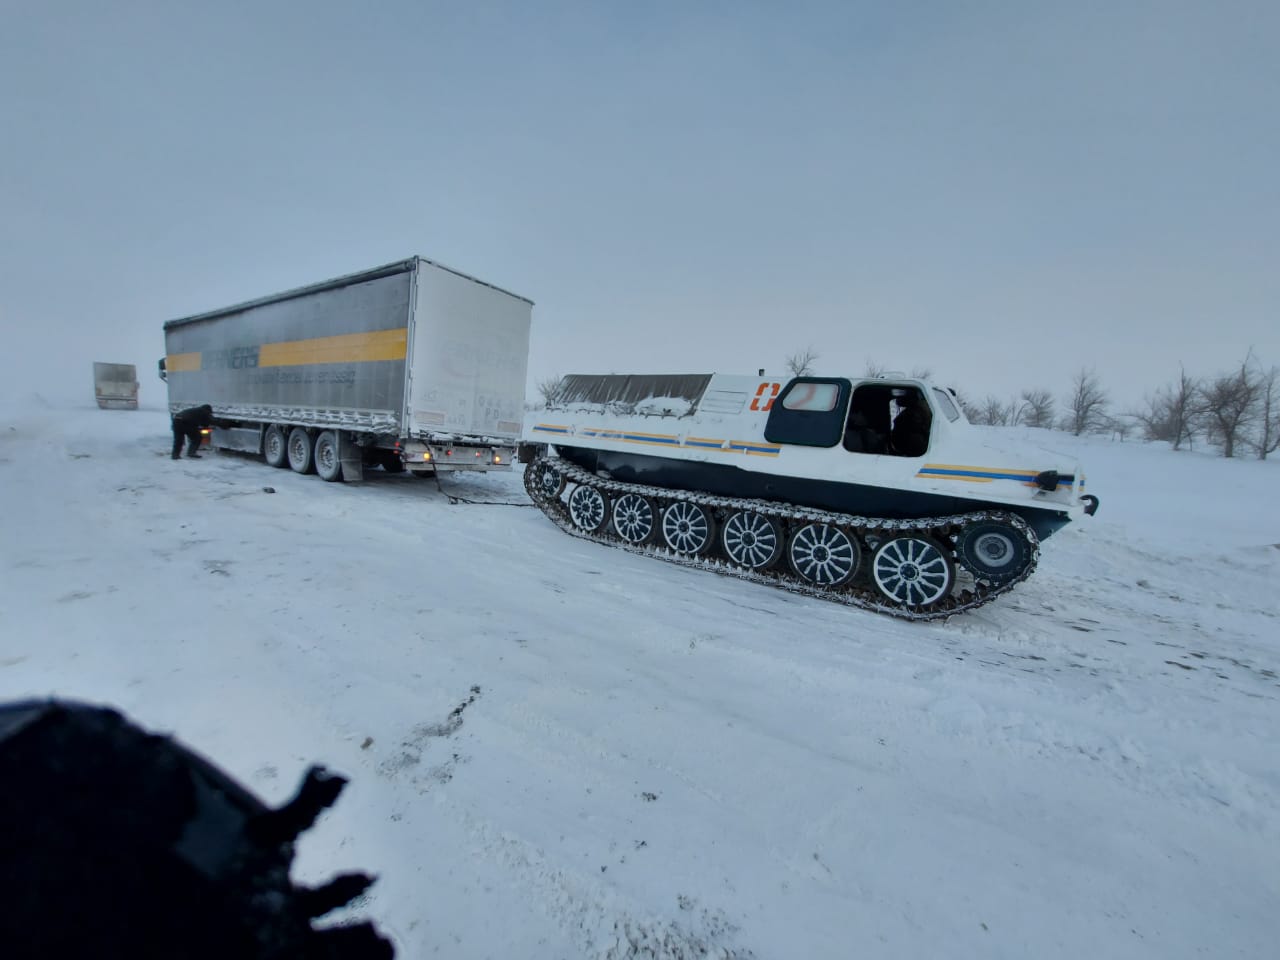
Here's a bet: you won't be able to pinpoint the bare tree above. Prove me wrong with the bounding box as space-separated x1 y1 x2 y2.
536 375 565 406
1133 366 1201 450
909 366 933 381
1105 414 1133 442
1248 364 1279 460
973 395 1017 426
1063 368 1109 435
1200 356 1259 458
785 347 820 377
1017 389 1055 429
863 359 886 378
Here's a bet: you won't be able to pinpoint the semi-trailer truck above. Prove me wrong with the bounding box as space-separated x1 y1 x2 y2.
160 257 532 482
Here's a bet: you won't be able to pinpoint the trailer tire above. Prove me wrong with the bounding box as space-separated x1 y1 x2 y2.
314 431 343 482
287 427 315 474
381 453 405 473
263 425 289 468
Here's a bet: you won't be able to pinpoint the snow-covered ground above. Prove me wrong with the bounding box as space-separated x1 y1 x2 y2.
2 397 1278 959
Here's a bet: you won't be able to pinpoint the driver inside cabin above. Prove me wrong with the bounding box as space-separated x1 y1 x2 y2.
843 386 932 457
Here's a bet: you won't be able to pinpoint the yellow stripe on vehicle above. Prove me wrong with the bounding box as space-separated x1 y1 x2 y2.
684 436 726 449
918 464 1075 488
920 463 1039 478
727 440 781 456
258 328 408 367
165 352 202 373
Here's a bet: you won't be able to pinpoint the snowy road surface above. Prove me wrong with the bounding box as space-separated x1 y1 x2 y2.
2 400 1278 958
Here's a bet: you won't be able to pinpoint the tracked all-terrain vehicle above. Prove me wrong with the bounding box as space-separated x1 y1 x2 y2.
520 373 1097 621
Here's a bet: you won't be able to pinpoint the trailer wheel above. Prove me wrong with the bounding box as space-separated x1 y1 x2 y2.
381 455 405 473
314 431 343 482
286 427 315 474
263 425 288 468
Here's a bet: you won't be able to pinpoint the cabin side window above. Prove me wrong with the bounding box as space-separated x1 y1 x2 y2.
843 384 933 457
932 388 961 422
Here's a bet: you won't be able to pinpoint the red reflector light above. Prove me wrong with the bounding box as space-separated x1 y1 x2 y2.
475 450 482 457
446 449 453 456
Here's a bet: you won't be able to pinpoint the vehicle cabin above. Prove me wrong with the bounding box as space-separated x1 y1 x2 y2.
762 376 960 458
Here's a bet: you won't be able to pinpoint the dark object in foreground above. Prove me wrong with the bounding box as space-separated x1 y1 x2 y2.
0 699 394 960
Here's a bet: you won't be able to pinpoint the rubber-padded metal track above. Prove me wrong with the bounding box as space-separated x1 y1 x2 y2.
526 454 1041 622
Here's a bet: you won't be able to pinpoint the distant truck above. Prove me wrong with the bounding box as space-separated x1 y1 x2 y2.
93 363 139 410
160 257 532 482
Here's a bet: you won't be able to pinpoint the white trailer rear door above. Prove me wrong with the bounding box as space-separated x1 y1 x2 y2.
407 261 532 440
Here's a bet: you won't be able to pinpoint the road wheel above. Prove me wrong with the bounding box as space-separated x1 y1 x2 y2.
788 523 859 586
534 461 566 498
568 484 610 533
314 431 343 482
263 425 288 468
611 494 658 544
287 427 315 474
721 511 782 570
661 501 715 556
871 536 954 608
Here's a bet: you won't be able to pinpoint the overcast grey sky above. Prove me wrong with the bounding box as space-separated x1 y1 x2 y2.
2 0 1276 409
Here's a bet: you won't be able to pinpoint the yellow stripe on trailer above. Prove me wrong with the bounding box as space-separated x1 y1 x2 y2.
165 352 202 372
258 329 407 367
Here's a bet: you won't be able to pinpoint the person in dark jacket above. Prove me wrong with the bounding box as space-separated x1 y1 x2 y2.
171 405 214 460
843 409 886 453
890 392 932 457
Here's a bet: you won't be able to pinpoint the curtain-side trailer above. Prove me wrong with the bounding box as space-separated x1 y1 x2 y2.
160 257 532 482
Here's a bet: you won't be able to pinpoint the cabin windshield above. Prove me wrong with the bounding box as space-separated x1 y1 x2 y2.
843 384 933 457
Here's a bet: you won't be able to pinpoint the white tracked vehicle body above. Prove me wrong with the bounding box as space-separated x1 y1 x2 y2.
522 372 1097 620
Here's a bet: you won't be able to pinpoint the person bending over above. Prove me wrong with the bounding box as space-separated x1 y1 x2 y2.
171 404 214 460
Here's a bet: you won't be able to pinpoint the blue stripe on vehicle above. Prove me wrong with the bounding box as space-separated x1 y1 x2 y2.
918 467 1075 485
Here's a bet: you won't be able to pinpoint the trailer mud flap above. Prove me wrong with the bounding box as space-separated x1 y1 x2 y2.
338 433 364 483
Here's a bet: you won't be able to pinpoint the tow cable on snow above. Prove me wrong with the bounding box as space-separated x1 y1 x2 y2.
431 472 534 507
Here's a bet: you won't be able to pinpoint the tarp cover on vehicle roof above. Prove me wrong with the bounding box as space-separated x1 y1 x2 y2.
551 374 712 413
